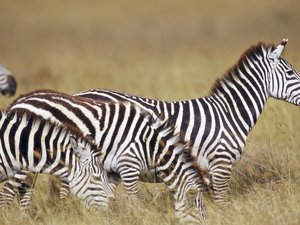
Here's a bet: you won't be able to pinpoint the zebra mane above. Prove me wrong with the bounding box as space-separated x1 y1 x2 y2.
209 41 276 95
8 89 97 110
8 89 56 109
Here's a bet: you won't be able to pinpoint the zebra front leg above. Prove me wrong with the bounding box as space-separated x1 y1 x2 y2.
0 171 34 208
0 180 17 207
117 165 140 196
210 163 233 206
19 172 37 208
117 143 143 196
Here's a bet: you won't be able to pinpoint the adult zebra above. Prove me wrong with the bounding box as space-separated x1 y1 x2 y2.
0 64 17 96
6 92 207 223
0 110 114 210
74 39 300 204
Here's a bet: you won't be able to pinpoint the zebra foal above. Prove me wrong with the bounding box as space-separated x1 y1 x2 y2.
0 110 114 209
7 93 207 223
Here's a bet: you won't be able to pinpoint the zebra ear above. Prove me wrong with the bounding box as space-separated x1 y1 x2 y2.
0 64 12 75
270 38 288 60
70 136 81 156
70 136 91 161
85 134 95 144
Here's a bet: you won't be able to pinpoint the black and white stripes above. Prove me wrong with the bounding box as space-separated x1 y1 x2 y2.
75 39 300 204
8 92 207 223
0 110 114 209
1 39 299 223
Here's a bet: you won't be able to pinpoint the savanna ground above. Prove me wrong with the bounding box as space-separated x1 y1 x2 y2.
0 0 300 224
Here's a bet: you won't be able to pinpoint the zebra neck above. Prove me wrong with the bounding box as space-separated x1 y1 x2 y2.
209 66 269 134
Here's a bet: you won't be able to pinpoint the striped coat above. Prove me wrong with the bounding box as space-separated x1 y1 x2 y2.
0 110 114 209
7 96 207 223
75 39 300 204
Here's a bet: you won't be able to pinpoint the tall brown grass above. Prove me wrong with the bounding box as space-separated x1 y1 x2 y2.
0 0 300 224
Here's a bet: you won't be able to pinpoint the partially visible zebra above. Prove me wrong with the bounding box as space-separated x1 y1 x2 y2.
6 93 207 223
0 64 17 96
0 110 114 209
73 39 300 204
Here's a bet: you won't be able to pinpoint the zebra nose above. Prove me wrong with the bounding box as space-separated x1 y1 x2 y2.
107 183 116 198
203 173 212 186
107 189 115 199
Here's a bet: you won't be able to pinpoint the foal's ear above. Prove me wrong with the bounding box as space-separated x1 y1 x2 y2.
70 136 91 161
85 134 95 144
70 136 81 156
269 38 288 61
70 136 78 151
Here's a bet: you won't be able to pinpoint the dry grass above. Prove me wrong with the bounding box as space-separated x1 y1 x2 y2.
0 0 300 224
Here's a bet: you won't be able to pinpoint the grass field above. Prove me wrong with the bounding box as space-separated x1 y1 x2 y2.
0 0 300 224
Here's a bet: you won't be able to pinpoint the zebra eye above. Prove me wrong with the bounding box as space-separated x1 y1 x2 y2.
287 70 294 76
92 176 102 182
269 57 275 62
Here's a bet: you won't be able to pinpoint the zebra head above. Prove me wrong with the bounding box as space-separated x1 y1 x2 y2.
0 64 17 96
267 39 300 106
68 136 115 209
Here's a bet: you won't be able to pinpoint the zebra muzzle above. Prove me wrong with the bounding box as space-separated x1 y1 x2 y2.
203 173 212 186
